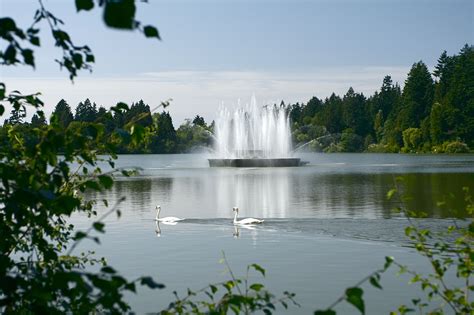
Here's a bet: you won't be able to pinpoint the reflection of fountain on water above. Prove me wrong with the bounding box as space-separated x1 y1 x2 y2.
216 169 291 218
210 96 302 167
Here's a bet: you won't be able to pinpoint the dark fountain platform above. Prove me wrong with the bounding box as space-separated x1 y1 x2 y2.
208 158 307 167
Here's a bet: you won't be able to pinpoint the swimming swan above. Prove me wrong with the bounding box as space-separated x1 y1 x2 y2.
155 205 185 223
232 207 264 225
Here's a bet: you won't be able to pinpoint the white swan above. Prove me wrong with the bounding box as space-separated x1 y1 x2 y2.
233 207 264 225
155 205 185 223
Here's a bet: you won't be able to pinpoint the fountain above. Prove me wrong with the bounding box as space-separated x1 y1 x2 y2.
209 96 305 167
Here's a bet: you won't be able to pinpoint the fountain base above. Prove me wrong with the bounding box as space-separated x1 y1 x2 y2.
208 158 305 167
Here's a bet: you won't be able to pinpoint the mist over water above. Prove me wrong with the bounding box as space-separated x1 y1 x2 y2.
214 96 292 158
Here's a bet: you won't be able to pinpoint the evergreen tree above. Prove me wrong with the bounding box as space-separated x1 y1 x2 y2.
369 75 401 121
443 44 474 146
124 100 153 127
51 99 73 128
96 106 116 134
315 93 343 134
399 61 434 129
31 113 47 127
341 87 369 136
289 102 303 126
75 98 98 122
374 110 384 143
301 97 323 119
192 115 206 127
433 50 456 101
150 111 177 153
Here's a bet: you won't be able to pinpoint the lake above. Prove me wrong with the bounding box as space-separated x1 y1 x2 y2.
75 153 474 314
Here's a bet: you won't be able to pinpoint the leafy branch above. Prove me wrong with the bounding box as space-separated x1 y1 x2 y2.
159 252 299 315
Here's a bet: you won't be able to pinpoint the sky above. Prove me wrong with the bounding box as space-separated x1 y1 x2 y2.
1 0 473 124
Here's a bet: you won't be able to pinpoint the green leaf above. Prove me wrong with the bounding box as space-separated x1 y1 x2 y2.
250 263 266 277
384 256 394 270
103 0 136 29
143 25 160 39
93 222 105 233
314 310 336 315
72 53 83 68
210 284 218 294
30 36 40 46
250 283 264 291
98 175 113 189
386 188 397 200
0 17 17 32
140 276 165 289
4 45 17 63
85 54 95 62
75 0 94 11
369 276 382 289
85 180 101 191
0 105 4 116
345 287 365 314
101 266 116 274
74 231 87 240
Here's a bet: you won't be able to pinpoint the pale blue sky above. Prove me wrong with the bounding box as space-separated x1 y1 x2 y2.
1 0 473 123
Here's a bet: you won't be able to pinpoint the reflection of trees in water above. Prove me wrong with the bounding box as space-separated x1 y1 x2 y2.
292 174 390 218
296 173 473 218
90 178 174 214
87 171 472 219
402 173 473 218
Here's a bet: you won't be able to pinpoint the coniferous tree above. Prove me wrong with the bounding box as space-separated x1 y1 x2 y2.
51 99 74 128
75 98 98 122
374 110 384 143
341 87 369 136
433 51 456 101
399 61 434 130
124 100 153 128
443 45 474 146
192 115 206 127
150 111 177 153
31 113 47 127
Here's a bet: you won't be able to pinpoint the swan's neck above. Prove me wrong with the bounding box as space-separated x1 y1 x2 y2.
233 211 238 223
155 208 160 220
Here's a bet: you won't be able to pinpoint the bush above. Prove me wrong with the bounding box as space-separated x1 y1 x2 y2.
432 140 470 153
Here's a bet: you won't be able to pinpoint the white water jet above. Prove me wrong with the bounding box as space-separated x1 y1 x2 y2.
214 96 292 158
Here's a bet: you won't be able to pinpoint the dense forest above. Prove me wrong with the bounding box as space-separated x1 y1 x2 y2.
2 44 473 154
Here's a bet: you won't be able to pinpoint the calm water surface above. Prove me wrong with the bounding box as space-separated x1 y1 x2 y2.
75 153 474 314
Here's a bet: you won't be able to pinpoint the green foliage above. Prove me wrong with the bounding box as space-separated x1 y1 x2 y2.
289 46 472 153
402 128 422 153
385 181 473 314
317 184 472 315
74 98 98 122
160 255 298 314
52 99 74 129
0 1 166 313
340 128 363 152
0 103 167 312
432 140 470 154
176 119 212 153
399 61 434 130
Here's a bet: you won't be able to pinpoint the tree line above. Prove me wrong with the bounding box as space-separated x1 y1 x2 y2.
289 44 473 153
3 44 472 154
3 98 213 154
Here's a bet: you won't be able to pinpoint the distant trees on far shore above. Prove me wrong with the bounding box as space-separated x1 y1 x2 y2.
2 44 472 154
289 44 473 153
